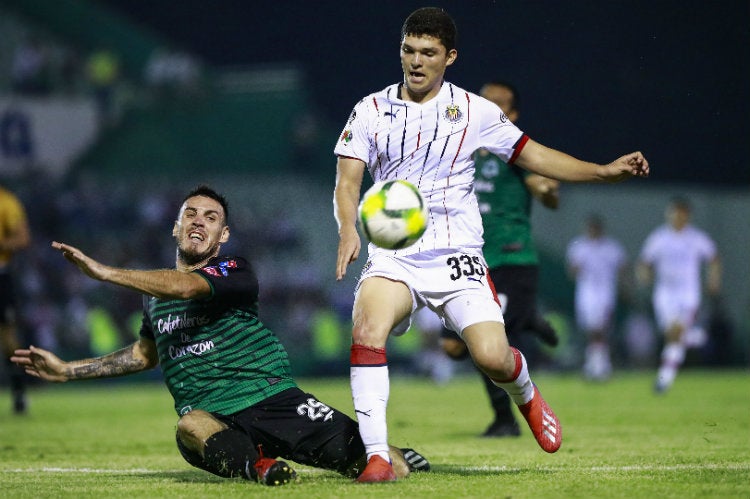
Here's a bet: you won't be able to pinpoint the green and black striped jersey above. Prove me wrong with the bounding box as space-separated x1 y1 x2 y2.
139 256 297 416
474 149 539 268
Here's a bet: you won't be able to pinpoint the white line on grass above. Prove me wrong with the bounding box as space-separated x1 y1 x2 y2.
3 463 749 474
450 463 750 473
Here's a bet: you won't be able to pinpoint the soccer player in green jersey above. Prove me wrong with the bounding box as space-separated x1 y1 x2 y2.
12 185 428 485
440 81 561 437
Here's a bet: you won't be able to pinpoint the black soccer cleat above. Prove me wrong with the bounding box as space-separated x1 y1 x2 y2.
401 448 431 472
481 419 521 438
254 457 296 486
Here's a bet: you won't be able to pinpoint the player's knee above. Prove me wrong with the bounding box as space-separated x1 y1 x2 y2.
472 346 516 380
177 409 225 445
351 318 393 347
441 337 469 360
665 324 684 343
178 409 209 431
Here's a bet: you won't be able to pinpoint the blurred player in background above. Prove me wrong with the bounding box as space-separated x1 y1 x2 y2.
440 80 560 438
0 185 31 414
333 7 649 482
637 197 720 393
13 185 428 486
566 215 627 381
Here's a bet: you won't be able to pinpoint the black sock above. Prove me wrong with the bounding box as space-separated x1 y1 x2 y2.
202 429 260 480
480 370 516 423
5 358 25 394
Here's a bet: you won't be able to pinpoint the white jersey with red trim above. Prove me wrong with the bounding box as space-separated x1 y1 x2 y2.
566 235 627 330
335 81 527 256
639 224 717 308
566 235 627 305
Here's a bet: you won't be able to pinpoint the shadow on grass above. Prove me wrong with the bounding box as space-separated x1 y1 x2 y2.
429 464 556 477
117 469 227 483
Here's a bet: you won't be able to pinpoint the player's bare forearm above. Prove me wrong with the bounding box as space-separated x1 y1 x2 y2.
66 341 157 380
12 340 157 382
635 262 653 288
336 228 361 280
52 241 210 300
526 174 560 209
334 157 366 279
516 140 649 183
334 158 365 231
101 267 210 300
707 258 722 295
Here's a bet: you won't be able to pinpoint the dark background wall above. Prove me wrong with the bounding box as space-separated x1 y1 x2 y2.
98 0 750 186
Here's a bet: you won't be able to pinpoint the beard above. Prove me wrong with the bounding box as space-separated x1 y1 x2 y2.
177 244 214 266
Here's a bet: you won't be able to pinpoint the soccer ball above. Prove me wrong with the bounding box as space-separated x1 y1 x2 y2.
358 180 428 250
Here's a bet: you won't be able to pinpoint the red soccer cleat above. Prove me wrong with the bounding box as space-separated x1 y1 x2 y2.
518 385 562 453
356 455 397 483
253 456 296 486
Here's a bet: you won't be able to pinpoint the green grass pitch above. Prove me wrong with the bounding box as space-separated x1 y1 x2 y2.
1 369 748 498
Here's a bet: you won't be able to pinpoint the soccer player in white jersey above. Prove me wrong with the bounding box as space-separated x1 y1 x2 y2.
333 7 649 482
637 197 720 393
566 215 627 381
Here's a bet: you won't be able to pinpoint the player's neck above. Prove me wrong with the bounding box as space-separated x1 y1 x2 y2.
399 81 443 104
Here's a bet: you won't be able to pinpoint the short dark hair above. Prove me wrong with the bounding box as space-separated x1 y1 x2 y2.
669 196 691 213
586 214 604 231
484 80 520 111
183 185 229 224
401 7 457 52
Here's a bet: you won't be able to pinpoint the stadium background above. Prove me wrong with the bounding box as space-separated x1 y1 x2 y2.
0 0 748 378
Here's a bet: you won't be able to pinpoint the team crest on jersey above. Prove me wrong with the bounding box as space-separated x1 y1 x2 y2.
340 129 353 144
202 259 238 277
444 104 463 123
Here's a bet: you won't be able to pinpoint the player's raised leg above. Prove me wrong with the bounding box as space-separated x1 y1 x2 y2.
464 321 562 453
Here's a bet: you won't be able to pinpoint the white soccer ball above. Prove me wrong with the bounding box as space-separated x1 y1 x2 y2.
358 180 428 250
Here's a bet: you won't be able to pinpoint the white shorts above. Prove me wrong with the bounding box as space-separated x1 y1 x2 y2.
575 288 616 332
653 289 699 332
357 249 504 336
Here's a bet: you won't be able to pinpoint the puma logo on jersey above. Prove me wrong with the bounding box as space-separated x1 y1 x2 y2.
384 108 401 119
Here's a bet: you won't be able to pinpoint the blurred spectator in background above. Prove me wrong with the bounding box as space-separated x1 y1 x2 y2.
637 197 721 394
566 215 627 381
144 47 203 98
11 35 52 96
0 184 31 414
86 47 121 127
440 80 560 438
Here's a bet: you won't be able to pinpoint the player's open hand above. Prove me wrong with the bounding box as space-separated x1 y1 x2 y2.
336 227 361 281
52 241 109 281
11 345 69 382
604 152 650 183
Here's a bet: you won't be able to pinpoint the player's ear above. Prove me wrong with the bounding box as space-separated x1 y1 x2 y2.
445 48 458 67
172 222 179 238
219 225 230 243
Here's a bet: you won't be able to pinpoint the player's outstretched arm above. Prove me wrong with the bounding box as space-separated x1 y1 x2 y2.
11 339 158 382
51 241 211 300
515 140 649 183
